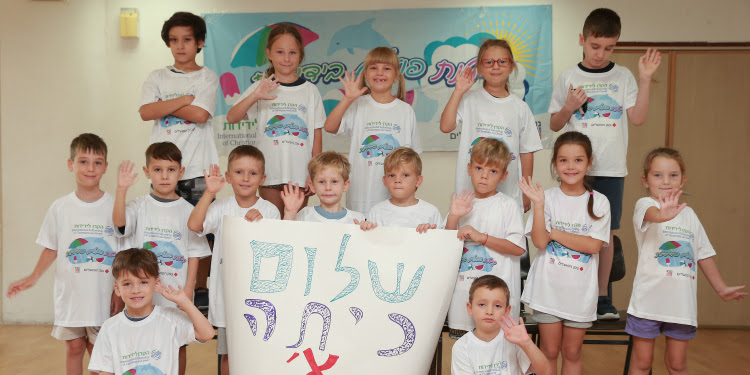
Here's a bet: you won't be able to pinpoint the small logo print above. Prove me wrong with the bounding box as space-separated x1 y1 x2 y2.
393 124 401 133
582 123 588 128
151 349 162 360
75 267 80 273
666 270 672 277
549 258 555 265
368 161 372 167
167 129 171 135
609 84 619 92
173 231 182 240
459 275 464 282
504 128 512 137
104 226 114 236
273 140 279 145
298 104 307 114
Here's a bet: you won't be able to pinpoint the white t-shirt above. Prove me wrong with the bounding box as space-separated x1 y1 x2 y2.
451 330 532 375
296 206 365 224
628 197 716 327
454 89 543 206
117 195 211 308
36 192 121 327
139 66 220 180
368 199 441 228
521 188 611 322
336 95 421 215
448 193 526 331
548 64 638 177
236 80 325 186
199 196 281 327
88 306 197 374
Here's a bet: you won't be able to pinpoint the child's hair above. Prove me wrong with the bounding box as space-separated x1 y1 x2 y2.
145 142 182 166
477 39 516 92
359 47 406 101
582 8 621 39
265 23 305 77
308 151 351 181
551 132 602 220
470 138 511 172
469 275 510 305
160 12 207 53
70 133 107 161
112 248 159 280
228 145 266 174
642 147 686 176
383 147 422 175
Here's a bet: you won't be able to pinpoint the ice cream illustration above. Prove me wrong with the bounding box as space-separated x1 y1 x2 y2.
220 72 242 106
143 241 185 270
359 134 400 159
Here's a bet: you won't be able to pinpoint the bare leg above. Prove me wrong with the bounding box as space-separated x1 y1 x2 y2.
179 345 187 375
560 326 586 375
221 353 230 375
629 336 656 375
539 322 563 375
664 336 689 375
86 341 96 375
65 337 87 375
598 232 615 296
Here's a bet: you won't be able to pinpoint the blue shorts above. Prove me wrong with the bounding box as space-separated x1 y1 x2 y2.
625 314 696 341
590 176 624 230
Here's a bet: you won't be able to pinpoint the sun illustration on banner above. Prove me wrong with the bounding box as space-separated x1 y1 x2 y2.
463 8 548 79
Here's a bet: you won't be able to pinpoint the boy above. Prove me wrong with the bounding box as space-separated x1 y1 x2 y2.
451 275 550 375
112 142 211 374
445 138 526 338
6 133 120 375
363 147 441 233
88 248 214 375
548 8 661 319
281 151 365 223
187 145 281 374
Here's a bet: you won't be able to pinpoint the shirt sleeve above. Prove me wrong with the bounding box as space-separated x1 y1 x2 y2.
693 212 717 261
87 324 114 373
262 203 282 220
170 308 200 346
455 95 465 126
232 81 260 122
588 193 612 244
407 107 422 153
139 70 161 108
36 202 59 250
503 199 527 250
116 199 139 239
199 201 222 236
513 343 533 374
336 98 357 136
633 197 658 232
430 207 442 227
624 69 639 110
518 101 543 153
187 229 211 259
450 338 474 375
548 73 569 114
367 207 382 226
189 69 219 117
312 86 326 130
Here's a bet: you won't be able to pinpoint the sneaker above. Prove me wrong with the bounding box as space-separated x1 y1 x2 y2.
597 296 620 320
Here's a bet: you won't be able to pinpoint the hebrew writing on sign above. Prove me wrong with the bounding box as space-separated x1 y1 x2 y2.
221 217 462 374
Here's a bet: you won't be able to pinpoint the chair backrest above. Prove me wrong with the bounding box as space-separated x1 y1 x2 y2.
609 235 626 282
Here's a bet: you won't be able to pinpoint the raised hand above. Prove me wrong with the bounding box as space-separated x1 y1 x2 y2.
453 66 476 95
339 70 368 100
6 276 37 298
449 190 475 218
718 285 748 302
281 182 305 215
564 84 588 113
252 73 280 101
416 223 437 234
457 225 484 243
203 164 225 194
518 177 545 206
500 313 532 346
117 160 140 190
656 189 687 222
158 284 190 305
638 48 662 81
244 209 263 222
354 219 377 231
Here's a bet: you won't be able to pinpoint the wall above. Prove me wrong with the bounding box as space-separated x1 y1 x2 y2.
2 0 749 323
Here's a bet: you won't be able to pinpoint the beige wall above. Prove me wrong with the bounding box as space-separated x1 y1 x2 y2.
2 0 749 323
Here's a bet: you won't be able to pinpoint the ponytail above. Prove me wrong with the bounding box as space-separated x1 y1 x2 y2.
583 180 603 220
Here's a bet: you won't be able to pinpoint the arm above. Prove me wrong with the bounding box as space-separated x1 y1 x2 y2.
160 285 215 342
184 257 199 303
501 315 552 375
187 165 225 232
113 161 139 228
312 128 323 157
6 248 56 298
458 226 526 256
139 95 194 121
323 71 367 134
549 229 604 254
172 105 210 124
439 67 474 133
445 191 474 230
643 190 687 224
519 152 534 212
698 257 747 301
518 177 550 249
626 49 662 126
549 84 587 132
226 74 280 124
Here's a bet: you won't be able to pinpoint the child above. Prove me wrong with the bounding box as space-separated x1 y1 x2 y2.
364 147 440 232
548 8 661 319
324 47 421 216
627 148 746 374
445 138 526 339
187 145 281 374
519 131 611 374
112 142 211 375
139 12 219 204
6 133 120 375
280 151 365 224
227 23 324 215
88 248 214 375
440 39 542 212
451 275 551 375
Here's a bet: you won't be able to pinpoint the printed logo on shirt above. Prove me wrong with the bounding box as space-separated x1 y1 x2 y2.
573 95 623 121
553 220 587 235
121 363 164 375
547 241 591 264
459 243 498 272
468 137 516 161
476 359 510 374
360 134 400 159
160 115 192 128
143 241 187 273
65 238 116 267
264 115 309 140
655 241 696 271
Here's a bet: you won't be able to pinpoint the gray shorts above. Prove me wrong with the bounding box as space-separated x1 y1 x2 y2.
51 325 100 344
217 327 228 355
532 310 593 329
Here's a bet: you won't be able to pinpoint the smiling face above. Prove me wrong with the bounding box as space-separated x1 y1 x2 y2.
226 155 266 204
643 156 686 200
478 46 514 91
114 270 159 316
311 167 350 212
383 162 423 204
168 26 204 69
68 149 108 190
467 159 508 198
144 158 184 199
579 34 618 70
266 33 301 81
466 286 510 334
554 144 592 189
365 62 398 94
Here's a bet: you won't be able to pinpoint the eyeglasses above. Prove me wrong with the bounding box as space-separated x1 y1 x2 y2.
481 58 513 68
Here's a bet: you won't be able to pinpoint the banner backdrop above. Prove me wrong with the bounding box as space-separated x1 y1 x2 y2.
221 217 462 374
204 6 554 155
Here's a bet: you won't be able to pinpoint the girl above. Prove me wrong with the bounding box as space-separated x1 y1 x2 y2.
518 131 610 375
441 39 542 212
627 148 746 375
324 47 420 215
227 23 324 215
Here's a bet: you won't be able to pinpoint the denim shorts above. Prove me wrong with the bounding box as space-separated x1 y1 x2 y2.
625 314 697 341
590 176 624 230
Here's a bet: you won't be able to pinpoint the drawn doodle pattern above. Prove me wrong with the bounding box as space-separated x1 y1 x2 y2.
250 240 294 293
330 235 360 302
349 307 363 325
244 314 257 336
287 302 332 351
377 313 416 357
304 247 317 296
368 261 425 303
244 299 277 341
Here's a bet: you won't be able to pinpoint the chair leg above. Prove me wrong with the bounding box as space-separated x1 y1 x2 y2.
218 354 222 375
623 335 633 375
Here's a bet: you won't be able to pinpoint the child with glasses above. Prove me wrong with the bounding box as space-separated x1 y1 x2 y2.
441 39 542 213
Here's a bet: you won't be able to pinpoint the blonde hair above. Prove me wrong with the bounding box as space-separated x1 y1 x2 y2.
476 39 516 93
383 147 422 175
265 23 305 77
470 138 511 172
360 47 406 101
308 151 351 181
